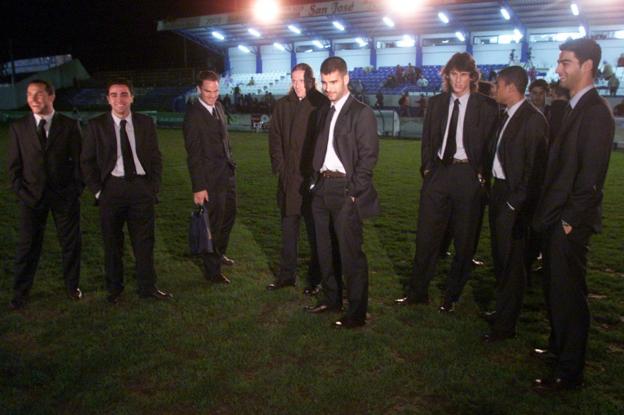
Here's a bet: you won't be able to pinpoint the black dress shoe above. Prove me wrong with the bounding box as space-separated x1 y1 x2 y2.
266 280 296 290
206 273 231 284
394 296 430 305
533 377 583 392
68 288 83 301
221 255 235 266
107 290 123 304
8 295 28 310
532 348 558 363
303 285 321 296
480 310 497 324
305 304 341 314
333 317 366 329
472 258 485 266
439 300 455 313
140 288 173 300
482 331 516 343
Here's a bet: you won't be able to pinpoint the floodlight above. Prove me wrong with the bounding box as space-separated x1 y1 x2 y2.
570 3 579 16
455 31 466 42
288 24 301 34
397 35 415 48
383 16 395 27
333 21 345 31
513 28 523 41
273 42 286 51
438 12 449 24
211 31 225 41
248 28 261 37
388 0 421 15
614 30 624 40
253 0 280 23
312 40 324 49
355 37 367 47
238 45 251 53
500 8 511 20
579 25 586 37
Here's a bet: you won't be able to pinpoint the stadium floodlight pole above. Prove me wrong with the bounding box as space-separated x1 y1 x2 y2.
500 1 528 62
370 36 377 70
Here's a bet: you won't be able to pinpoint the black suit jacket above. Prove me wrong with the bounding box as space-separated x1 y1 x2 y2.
421 92 498 179
495 100 548 215
8 112 83 207
533 88 615 233
183 100 235 194
312 94 380 219
81 112 162 197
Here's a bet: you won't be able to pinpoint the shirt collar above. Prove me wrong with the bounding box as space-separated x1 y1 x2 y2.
331 92 350 113
505 98 526 118
111 111 132 125
198 97 215 112
569 85 594 109
34 110 54 125
450 92 470 107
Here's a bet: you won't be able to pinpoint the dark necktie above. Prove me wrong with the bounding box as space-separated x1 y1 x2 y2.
37 118 47 148
442 98 460 164
119 119 137 179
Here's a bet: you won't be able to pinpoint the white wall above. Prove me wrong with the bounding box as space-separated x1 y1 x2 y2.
228 47 256 74
422 45 465 66
377 47 416 67
473 43 516 65
335 48 370 69
295 51 330 73
598 39 624 66
260 45 291 73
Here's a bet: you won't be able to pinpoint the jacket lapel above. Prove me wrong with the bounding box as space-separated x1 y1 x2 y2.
499 101 528 174
333 95 354 160
45 113 61 151
438 93 450 148
556 88 596 140
28 114 44 152
131 114 144 164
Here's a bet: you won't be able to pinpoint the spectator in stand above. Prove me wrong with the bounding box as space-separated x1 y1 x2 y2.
613 99 624 116
248 76 256 86
406 63 417 84
618 53 624 67
417 76 429 89
417 94 427 117
528 79 550 116
602 60 614 80
375 90 384 109
488 70 497 82
398 92 410 116
395 65 404 83
222 94 231 112
608 75 619 96
384 75 397 88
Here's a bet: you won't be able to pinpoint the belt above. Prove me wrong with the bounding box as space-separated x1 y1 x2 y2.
451 158 469 164
321 170 346 179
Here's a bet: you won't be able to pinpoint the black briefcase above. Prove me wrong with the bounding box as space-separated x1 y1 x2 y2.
189 204 213 254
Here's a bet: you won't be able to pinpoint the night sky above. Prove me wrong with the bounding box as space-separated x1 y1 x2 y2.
2 0 296 73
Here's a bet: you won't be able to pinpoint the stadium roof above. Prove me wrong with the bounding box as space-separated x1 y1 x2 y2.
158 0 624 52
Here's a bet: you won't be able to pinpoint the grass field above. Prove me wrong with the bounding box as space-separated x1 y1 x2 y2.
1 126 623 414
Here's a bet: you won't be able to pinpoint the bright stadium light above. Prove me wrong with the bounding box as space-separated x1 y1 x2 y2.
248 28 262 37
570 3 580 16
383 16 395 27
500 7 511 20
397 35 415 48
253 0 280 23
614 30 624 39
455 31 466 42
288 24 301 34
238 45 251 53
388 0 421 15
513 28 523 41
579 25 586 37
355 37 367 47
438 12 449 24
312 40 324 49
273 42 286 51
333 21 345 31
211 31 225 41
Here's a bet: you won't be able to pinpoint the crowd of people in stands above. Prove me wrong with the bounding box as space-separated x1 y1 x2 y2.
222 84 276 114
384 63 423 88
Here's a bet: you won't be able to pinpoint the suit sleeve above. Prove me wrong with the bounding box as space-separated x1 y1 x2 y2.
81 120 103 195
507 113 548 211
560 105 615 227
147 118 162 193
182 109 207 193
350 106 379 198
420 99 435 177
7 122 27 201
268 103 284 175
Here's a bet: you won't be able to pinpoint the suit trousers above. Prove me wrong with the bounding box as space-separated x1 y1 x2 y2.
202 172 237 278
278 199 321 286
312 177 368 321
13 190 81 296
99 176 157 294
408 162 484 302
543 223 592 382
489 179 526 335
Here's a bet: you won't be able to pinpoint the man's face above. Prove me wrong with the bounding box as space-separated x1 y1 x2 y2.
530 86 546 108
495 78 512 106
107 84 133 118
197 80 219 106
448 69 471 96
321 70 349 103
291 69 307 99
556 50 591 92
27 83 55 116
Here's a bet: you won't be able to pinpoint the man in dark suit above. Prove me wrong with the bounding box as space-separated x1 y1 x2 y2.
267 63 328 294
532 38 615 392
81 79 170 303
306 57 380 329
482 66 548 342
7 79 83 309
183 71 236 285
396 53 498 312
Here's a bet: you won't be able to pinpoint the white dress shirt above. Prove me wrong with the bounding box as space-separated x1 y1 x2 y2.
33 110 54 138
111 112 146 177
438 92 470 160
320 92 350 173
492 98 525 180
198 97 217 116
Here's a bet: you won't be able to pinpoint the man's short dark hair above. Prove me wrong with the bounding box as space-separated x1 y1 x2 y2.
442 52 480 93
196 70 220 86
320 57 348 75
107 78 134 95
28 79 55 95
498 66 529 95
552 85 571 100
559 38 602 77
528 79 549 93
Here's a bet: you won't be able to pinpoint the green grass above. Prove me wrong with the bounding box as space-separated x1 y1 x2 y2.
1 126 623 414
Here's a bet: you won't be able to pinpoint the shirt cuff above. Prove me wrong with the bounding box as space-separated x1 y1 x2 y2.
506 202 515 211
95 191 101 199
